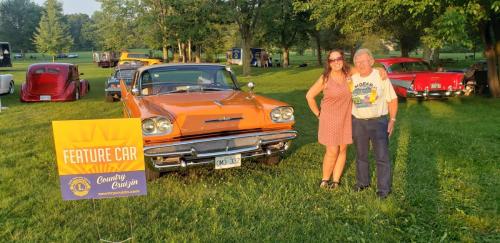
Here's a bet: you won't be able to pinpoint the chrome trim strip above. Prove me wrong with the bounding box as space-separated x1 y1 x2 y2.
390 79 412 89
205 117 243 123
145 130 297 151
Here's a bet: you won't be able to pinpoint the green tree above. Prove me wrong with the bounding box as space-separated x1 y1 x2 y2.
33 0 73 62
93 0 141 51
66 13 94 51
229 0 263 76
0 0 43 52
261 0 310 68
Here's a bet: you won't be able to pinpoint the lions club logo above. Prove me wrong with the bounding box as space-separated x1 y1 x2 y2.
68 177 91 197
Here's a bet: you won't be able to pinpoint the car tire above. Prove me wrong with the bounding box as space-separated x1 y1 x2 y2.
9 81 14 94
145 162 160 181
259 154 281 165
105 93 114 102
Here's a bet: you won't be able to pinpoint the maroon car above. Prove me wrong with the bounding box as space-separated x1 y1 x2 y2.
376 58 464 99
20 63 90 102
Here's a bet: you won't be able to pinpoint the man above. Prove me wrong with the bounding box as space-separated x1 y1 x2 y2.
351 48 398 199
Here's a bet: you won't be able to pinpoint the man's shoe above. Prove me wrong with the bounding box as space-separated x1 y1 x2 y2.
354 184 370 192
377 191 390 199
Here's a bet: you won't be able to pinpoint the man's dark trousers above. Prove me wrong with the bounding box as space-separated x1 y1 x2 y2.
352 117 392 195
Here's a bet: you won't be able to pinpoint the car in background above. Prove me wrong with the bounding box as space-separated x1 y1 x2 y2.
105 63 142 102
14 53 24 59
376 57 464 99
93 51 119 68
55 53 68 58
462 61 489 96
120 64 297 180
20 63 90 102
0 73 14 95
67 53 79 58
119 52 162 66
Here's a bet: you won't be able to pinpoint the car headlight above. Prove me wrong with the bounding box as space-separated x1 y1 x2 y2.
142 117 173 135
270 106 294 123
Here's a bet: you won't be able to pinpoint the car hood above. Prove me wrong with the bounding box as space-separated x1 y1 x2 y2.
139 90 269 136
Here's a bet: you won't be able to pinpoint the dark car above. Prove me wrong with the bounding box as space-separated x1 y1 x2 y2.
105 63 142 102
462 61 489 96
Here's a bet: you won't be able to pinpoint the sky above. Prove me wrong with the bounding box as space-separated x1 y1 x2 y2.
32 0 101 16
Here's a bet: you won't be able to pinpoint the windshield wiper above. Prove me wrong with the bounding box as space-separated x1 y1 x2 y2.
161 89 189 94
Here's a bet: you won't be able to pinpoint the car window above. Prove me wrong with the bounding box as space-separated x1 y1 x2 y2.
406 61 431 71
139 67 236 95
115 69 135 80
389 63 404 72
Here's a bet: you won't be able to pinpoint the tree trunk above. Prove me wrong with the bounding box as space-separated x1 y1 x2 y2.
423 47 432 61
313 32 322 66
242 37 252 76
283 47 289 68
162 45 168 62
400 40 410 57
188 39 192 63
195 46 201 63
480 16 500 97
177 39 183 63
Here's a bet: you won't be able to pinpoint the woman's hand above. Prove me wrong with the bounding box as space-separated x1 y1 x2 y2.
376 67 389 80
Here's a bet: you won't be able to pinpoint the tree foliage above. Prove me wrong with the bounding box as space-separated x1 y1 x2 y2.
0 0 43 52
33 0 73 60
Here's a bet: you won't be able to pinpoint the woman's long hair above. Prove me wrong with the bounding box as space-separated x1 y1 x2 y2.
322 49 350 84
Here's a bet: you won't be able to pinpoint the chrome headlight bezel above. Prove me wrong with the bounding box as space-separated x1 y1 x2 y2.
270 106 295 123
142 117 173 136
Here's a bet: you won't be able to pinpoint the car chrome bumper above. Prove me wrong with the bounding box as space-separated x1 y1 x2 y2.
144 130 297 171
407 89 462 98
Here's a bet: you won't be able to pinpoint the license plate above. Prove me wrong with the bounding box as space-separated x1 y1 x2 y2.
40 95 51 101
215 154 241 169
431 83 441 89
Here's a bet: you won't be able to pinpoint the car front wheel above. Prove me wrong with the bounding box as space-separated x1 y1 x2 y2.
259 154 282 165
9 81 14 94
145 162 160 181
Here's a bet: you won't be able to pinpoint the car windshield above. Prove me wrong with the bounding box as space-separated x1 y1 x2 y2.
389 61 431 72
139 66 236 96
114 69 135 81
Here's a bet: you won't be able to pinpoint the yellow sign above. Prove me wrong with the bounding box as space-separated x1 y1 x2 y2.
52 118 147 200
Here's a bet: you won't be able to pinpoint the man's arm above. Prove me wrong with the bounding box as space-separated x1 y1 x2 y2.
387 98 398 136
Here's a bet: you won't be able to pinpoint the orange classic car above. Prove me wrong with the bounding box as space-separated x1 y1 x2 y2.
121 64 297 180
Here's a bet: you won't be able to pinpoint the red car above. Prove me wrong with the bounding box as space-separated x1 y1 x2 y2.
20 63 90 102
376 58 464 99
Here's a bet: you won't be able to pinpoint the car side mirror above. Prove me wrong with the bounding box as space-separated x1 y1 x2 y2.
131 87 140 96
80 73 84 75
247 82 255 91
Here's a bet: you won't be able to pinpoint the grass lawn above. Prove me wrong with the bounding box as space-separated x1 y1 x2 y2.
0 54 499 242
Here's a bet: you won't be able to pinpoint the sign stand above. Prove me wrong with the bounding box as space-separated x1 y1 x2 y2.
0 96 8 112
92 199 134 243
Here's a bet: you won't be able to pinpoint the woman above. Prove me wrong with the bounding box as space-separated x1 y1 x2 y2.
306 50 352 189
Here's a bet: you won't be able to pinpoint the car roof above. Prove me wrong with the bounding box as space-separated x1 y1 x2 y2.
28 63 74 69
136 63 227 72
376 57 424 66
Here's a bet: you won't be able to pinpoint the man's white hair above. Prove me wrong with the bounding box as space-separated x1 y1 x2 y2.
353 48 374 62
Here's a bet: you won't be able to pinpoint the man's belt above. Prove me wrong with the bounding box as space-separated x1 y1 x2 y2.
353 115 387 121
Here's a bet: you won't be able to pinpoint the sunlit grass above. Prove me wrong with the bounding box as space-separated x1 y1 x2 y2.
0 54 499 242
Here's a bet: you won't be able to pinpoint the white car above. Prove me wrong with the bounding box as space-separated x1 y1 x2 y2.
0 73 14 95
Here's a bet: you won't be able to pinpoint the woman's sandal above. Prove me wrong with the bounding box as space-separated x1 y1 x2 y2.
319 180 332 189
332 181 341 189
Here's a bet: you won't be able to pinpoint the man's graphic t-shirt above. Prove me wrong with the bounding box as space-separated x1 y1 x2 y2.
351 69 397 119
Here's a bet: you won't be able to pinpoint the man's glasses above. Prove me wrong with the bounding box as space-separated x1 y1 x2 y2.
328 57 343 63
